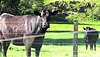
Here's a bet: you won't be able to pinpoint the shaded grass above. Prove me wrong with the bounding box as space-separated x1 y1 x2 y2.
44 33 100 45
44 22 100 46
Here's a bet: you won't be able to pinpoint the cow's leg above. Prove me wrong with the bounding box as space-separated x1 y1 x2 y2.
0 42 2 51
23 38 35 57
85 43 88 50
35 37 44 57
94 43 96 51
0 35 3 52
35 47 41 57
25 47 31 57
90 43 93 50
2 41 10 57
0 42 2 56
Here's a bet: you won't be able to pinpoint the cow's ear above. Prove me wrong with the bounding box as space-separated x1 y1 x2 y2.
50 11 58 15
89 27 91 30
90 28 93 30
34 11 41 16
83 27 85 30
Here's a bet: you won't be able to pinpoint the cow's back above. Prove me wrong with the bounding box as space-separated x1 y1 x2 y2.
0 15 40 39
86 29 99 43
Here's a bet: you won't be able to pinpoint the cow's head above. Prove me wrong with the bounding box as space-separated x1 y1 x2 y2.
83 27 94 31
34 9 58 29
83 27 93 36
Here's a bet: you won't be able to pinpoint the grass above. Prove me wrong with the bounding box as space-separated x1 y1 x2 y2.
1 45 100 57
48 21 100 31
1 22 100 57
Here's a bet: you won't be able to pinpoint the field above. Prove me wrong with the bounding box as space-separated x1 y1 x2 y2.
3 45 100 57
1 0 100 57
1 22 100 57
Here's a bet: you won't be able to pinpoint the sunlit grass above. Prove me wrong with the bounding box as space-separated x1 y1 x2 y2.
1 45 100 57
47 22 100 32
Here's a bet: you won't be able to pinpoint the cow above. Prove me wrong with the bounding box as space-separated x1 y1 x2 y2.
83 27 99 51
0 12 44 57
0 9 58 57
12 10 58 57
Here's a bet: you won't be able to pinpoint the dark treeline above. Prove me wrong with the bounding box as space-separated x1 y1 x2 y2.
0 0 44 15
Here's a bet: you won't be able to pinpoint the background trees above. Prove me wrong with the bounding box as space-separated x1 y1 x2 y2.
1 0 44 15
0 0 100 22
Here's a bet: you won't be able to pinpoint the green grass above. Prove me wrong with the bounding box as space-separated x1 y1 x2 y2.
48 21 100 31
1 45 100 57
0 22 100 57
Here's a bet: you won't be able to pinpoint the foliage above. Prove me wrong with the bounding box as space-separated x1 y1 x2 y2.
0 0 100 21
18 0 44 15
44 0 100 22
1 0 20 15
1 0 44 15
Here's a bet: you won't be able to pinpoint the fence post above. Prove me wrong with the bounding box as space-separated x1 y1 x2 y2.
73 20 78 57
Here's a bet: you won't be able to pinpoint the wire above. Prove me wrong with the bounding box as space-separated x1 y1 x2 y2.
0 29 99 42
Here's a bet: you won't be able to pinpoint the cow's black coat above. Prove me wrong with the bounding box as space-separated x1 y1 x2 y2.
0 9 58 57
83 27 99 51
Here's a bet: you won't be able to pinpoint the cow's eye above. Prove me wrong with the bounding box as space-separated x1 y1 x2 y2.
46 14 49 16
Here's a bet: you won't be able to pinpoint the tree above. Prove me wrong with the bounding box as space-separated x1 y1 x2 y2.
1 0 20 15
1 0 45 15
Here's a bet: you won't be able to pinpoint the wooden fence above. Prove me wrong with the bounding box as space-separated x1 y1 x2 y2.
73 20 78 57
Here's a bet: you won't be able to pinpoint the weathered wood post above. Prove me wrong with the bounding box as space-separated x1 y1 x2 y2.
73 20 78 57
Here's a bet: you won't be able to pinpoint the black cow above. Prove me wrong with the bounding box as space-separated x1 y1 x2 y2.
0 11 46 57
31 10 58 57
0 9 58 57
83 27 99 51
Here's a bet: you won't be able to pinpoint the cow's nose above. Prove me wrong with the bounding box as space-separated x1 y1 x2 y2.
44 23 48 27
44 25 46 27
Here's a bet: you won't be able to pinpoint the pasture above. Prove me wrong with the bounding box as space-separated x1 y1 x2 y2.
0 0 100 57
1 22 100 57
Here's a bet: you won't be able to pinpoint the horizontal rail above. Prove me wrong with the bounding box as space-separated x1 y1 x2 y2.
0 30 99 42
